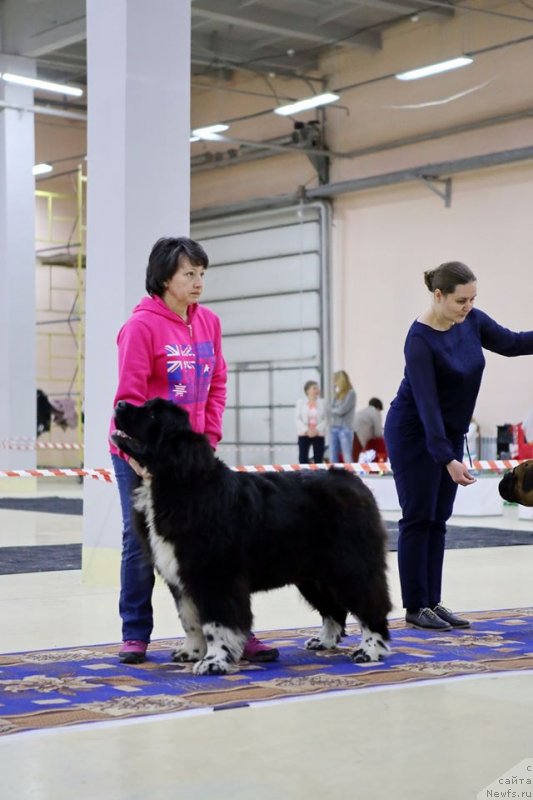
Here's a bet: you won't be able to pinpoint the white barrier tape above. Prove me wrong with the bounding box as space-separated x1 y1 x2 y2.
0 441 83 450
0 460 524 482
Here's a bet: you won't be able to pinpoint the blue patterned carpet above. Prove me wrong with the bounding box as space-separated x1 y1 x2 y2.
0 608 532 737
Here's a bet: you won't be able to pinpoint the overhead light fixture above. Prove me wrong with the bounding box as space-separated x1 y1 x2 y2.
32 163 53 176
395 56 473 81
274 92 339 116
189 135 201 143
192 124 229 140
1 72 84 97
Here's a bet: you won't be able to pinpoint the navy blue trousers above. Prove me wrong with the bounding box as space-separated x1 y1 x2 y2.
384 419 464 610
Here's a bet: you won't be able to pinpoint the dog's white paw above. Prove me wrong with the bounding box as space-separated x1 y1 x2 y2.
171 646 202 663
193 655 231 675
305 636 329 651
350 629 391 664
305 618 343 651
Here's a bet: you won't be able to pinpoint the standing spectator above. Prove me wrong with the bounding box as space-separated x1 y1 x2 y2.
330 370 356 463
295 380 327 463
385 260 533 632
353 398 384 462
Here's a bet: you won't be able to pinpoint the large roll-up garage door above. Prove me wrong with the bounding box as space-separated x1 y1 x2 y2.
192 204 330 466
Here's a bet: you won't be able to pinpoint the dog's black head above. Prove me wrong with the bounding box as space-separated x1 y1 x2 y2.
498 460 533 506
112 398 215 476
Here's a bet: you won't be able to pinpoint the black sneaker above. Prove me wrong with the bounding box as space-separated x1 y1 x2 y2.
433 604 471 628
405 607 452 630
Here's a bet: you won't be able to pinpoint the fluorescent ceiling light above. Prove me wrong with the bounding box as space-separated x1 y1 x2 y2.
32 163 53 176
1 72 84 97
274 92 339 116
192 124 229 139
189 135 201 143
395 56 473 81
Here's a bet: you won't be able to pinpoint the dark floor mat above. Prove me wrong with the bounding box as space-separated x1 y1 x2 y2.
1 523 531 576
0 544 82 574
0 497 82 515
385 521 533 550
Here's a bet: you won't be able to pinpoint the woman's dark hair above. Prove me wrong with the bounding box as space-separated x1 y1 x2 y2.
145 237 209 297
369 397 383 411
424 261 476 296
304 380 319 394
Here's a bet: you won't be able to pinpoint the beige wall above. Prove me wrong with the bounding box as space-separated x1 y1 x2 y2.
333 162 533 438
30 2 533 451
188 2 533 441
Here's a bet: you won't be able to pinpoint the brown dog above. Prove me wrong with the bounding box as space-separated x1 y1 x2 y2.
498 460 533 506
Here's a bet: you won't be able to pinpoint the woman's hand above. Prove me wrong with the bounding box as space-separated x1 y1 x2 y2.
446 459 476 486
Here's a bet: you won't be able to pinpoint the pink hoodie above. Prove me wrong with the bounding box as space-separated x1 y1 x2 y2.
109 295 227 455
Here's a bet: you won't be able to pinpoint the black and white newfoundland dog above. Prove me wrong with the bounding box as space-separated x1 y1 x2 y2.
112 398 392 675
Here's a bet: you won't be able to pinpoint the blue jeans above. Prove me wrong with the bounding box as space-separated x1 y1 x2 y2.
112 454 155 643
330 426 353 463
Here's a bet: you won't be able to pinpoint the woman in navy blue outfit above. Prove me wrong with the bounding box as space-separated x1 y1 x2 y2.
385 261 533 630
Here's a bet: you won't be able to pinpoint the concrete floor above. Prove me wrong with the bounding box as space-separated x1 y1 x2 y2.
0 479 532 799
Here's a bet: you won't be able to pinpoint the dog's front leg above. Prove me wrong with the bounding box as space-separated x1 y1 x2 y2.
193 623 247 676
169 590 207 663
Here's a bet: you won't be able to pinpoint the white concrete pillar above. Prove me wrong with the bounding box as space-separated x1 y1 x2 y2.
0 56 37 475
83 0 191 582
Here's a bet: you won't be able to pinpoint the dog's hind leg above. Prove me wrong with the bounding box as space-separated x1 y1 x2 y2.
168 588 207 663
337 581 391 664
351 623 391 664
193 623 247 676
296 581 346 651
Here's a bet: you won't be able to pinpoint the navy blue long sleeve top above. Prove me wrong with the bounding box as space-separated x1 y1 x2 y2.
388 308 533 465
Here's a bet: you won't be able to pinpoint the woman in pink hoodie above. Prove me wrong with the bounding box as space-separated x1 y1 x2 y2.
110 236 279 665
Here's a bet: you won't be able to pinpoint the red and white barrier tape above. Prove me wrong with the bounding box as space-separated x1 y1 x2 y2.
0 459 523 482
0 468 113 482
0 440 83 450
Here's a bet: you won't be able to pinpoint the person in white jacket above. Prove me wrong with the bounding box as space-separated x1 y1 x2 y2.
295 380 327 463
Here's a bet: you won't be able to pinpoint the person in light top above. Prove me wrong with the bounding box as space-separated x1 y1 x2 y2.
329 370 356 463
295 380 327 463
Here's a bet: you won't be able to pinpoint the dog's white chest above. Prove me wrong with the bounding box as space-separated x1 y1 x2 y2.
134 482 181 588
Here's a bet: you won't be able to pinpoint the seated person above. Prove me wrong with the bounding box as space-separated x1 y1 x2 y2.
353 398 384 462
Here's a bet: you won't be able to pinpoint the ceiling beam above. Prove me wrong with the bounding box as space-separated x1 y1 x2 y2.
342 0 454 19
1 0 86 57
191 1 381 50
192 33 319 73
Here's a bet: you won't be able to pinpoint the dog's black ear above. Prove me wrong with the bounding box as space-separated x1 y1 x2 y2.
172 430 215 478
522 464 533 494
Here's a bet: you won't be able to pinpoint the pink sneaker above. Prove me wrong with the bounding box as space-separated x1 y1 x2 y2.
242 633 279 663
118 640 148 664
